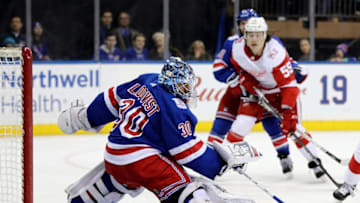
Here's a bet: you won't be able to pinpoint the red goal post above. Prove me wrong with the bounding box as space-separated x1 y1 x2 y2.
0 47 33 203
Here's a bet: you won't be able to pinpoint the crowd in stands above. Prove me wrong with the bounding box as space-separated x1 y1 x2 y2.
297 38 357 62
97 11 212 61
0 11 358 62
1 16 50 60
328 43 357 62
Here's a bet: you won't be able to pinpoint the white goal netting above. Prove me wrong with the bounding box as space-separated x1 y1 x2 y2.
0 48 26 203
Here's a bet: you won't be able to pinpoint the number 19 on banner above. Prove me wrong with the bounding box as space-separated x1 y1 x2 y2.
320 75 347 105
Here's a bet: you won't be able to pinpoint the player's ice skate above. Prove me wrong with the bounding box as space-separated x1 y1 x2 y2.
278 154 293 179
333 183 356 201
308 158 326 182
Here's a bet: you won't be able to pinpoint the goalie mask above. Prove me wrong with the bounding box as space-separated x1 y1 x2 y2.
158 57 196 100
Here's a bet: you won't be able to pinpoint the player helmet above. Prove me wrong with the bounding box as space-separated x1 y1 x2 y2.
244 17 268 39
236 9 258 23
158 57 196 100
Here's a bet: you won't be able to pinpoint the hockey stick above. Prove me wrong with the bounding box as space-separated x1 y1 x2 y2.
299 132 350 166
253 87 349 166
253 88 341 187
241 172 284 203
290 133 341 187
253 88 283 121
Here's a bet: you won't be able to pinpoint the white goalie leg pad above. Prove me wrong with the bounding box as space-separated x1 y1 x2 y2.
66 162 106 198
179 177 255 203
178 181 211 203
66 162 143 203
58 99 104 134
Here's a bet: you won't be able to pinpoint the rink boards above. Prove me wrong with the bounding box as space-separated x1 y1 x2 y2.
2 61 358 135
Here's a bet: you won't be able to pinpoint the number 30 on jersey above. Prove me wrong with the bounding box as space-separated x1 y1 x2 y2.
112 99 149 138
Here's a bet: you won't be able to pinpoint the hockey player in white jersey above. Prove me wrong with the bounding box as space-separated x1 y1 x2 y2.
57 57 260 203
218 16 325 180
333 141 360 201
210 9 323 179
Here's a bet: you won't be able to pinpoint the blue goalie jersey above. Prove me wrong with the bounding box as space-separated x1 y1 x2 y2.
86 73 225 179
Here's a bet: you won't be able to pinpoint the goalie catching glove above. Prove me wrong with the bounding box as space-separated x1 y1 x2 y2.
213 141 262 174
58 99 102 134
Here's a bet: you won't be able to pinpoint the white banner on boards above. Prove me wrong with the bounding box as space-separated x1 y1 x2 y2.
11 62 359 125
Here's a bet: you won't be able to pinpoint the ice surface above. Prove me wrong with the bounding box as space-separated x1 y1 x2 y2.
35 131 360 203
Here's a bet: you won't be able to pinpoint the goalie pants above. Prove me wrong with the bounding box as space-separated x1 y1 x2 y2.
105 153 191 201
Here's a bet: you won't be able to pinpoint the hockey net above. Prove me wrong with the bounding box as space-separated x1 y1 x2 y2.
0 47 33 203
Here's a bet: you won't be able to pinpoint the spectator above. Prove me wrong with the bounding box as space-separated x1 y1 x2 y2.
186 40 212 61
3 16 26 47
298 38 322 61
99 32 122 61
329 43 357 62
124 33 149 60
149 31 183 60
3 36 16 47
100 10 113 45
298 38 311 61
113 12 139 52
32 22 51 60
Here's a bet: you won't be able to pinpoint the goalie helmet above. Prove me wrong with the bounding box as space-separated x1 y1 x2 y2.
244 17 268 39
236 9 258 23
158 57 196 100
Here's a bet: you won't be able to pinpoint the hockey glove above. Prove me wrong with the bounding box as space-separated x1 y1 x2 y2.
239 72 260 95
57 99 93 134
226 73 244 97
226 72 240 88
293 66 308 84
281 109 298 137
213 141 262 174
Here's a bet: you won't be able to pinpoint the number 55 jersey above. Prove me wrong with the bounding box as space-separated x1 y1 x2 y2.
231 37 299 110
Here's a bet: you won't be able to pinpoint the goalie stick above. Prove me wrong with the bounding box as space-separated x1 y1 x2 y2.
213 138 284 202
253 88 349 166
253 87 341 188
241 171 284 203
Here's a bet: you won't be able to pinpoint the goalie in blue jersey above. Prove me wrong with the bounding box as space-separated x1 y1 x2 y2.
58 57 261 203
